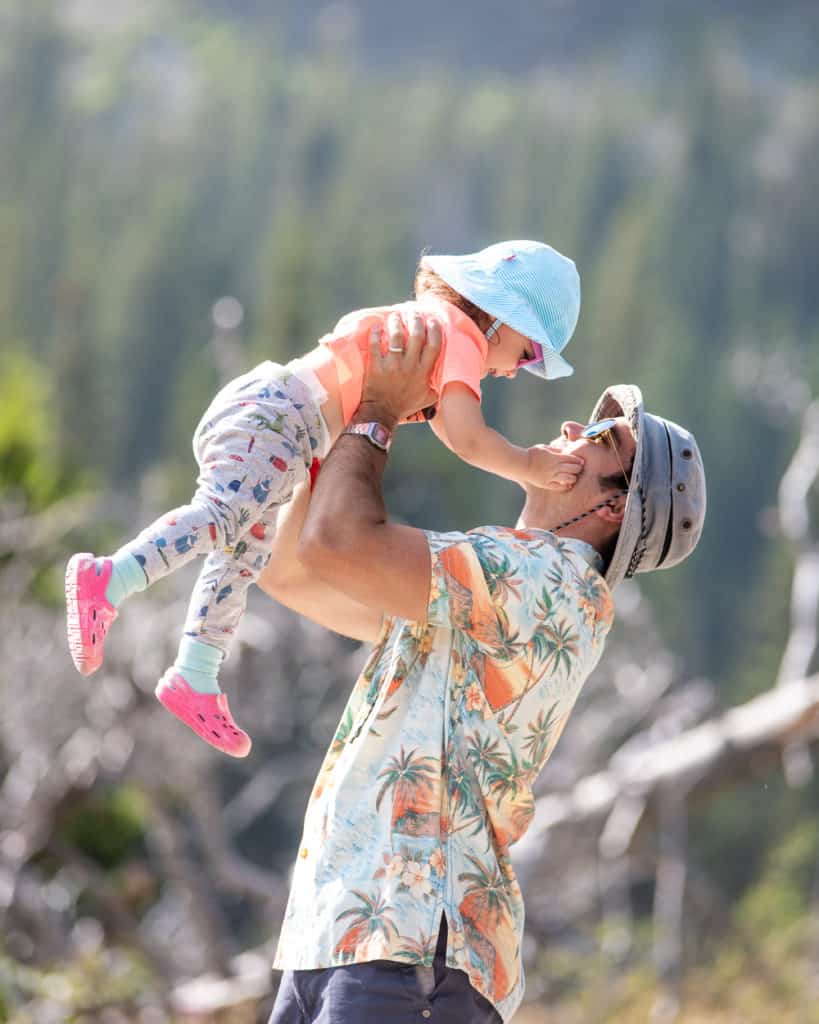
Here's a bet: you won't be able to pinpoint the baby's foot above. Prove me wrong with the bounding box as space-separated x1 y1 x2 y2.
155 670 251 758
66 553 118 675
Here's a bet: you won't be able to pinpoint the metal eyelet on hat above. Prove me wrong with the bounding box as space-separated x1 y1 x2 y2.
681 448 692 459
682 518 693 530
677 483 686 492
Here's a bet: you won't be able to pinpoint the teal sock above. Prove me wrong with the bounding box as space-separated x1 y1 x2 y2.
104 551 148 608
173 636 223 694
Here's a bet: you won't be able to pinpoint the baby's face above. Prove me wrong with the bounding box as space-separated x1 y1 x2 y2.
484 324 536 378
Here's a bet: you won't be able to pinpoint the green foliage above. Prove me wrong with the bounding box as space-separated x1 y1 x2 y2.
60 785 148 869
736 819 819 934
0 947 156 1021
0 348 79 509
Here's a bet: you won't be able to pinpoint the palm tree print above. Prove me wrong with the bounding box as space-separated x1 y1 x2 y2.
375 746 440 836
333 890 399 962
577 572 614 632
541 620 579 677
534 585 556 624
466 734 506 781
484 747 526 803
467 739 533 846
393 930 437 965
546 563 571 603
472 542 523 607
458 855 519 1001
446 752 484 837
504 620 562 723
438 545 517 652
521 703 564 769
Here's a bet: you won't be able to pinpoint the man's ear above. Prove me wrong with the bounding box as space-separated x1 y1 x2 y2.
595 496 626 526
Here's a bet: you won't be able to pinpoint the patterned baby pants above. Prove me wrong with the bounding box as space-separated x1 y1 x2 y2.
121 361 330 655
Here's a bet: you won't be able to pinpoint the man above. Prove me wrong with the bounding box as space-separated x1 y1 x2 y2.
259 314 706 1023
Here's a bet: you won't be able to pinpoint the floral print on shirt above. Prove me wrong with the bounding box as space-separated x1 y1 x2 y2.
274 526 614 1021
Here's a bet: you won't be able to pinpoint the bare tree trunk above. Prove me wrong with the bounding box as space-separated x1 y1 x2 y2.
651 787 688 1020
776 399 819 786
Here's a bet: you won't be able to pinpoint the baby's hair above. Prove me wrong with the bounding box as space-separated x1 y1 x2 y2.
414 260 494 335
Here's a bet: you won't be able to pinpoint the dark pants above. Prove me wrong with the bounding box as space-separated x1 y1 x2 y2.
269 916 502 1023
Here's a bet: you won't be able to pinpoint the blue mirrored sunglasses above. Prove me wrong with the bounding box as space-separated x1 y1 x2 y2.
581 418 631 485
581 418 617 439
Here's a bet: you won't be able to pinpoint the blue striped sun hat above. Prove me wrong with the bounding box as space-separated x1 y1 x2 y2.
423 239 580 379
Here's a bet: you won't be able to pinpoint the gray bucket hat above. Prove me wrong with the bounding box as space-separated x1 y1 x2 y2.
591 384 706 589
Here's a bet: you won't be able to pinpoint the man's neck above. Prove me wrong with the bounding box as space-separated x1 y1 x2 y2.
516 489 607 553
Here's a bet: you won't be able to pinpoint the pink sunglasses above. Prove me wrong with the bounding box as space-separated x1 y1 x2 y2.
486 318 544 370
518 340 543 369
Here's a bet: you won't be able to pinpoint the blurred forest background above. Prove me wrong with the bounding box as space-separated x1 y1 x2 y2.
2 0 819 1021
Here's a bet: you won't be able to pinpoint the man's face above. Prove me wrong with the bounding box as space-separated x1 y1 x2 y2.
537 416 636 525
517 414 637 535
554 418 635 491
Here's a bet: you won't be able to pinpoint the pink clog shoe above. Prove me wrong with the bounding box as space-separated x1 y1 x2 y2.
155 670 252 758
65 553 118 676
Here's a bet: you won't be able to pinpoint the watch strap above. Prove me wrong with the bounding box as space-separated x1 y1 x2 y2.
343 421 393 452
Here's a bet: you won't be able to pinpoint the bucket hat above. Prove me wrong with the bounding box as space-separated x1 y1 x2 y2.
423 239 580 380
590 384 706 589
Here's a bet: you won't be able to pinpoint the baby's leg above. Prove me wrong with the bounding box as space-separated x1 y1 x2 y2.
182 506 279 653
154 505 281 758
163 413 307 682
107 415 301 599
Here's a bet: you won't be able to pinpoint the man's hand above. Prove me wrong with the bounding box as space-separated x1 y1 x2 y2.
357 312 442 428
296 310 440 624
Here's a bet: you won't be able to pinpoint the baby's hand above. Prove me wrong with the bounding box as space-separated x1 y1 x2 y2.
525 444 584 490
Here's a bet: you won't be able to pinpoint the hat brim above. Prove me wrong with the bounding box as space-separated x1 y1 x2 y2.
589 385 645 589
521 348 574 380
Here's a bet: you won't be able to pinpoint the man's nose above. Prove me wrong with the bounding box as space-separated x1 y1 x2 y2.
561 421 585 440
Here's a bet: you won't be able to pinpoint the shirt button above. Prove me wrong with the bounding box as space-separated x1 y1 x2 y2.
421 1012 431 1019
300 847 309 859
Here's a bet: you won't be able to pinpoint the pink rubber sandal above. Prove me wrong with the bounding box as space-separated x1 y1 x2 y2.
66 553 118 676
155 670 252 758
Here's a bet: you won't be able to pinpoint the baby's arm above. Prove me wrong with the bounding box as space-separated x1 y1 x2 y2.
433 384 583 490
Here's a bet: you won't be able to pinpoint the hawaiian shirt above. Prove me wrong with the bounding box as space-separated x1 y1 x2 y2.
273 526 614 1021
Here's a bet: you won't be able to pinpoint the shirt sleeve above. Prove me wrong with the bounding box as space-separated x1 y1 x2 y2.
429 326 487 402
425 527 559 653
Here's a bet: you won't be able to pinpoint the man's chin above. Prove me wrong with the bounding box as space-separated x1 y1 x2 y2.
519 484 559 530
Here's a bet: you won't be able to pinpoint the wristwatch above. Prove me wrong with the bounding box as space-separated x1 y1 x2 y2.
343 421 393 452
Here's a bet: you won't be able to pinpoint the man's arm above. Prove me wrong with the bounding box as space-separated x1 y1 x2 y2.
257 479 385 643
297 314 442 622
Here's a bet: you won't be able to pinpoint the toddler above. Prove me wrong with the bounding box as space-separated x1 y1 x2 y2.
66 239 583 757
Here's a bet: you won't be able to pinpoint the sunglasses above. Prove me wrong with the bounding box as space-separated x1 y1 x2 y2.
517 340 543 369
581 418 632 487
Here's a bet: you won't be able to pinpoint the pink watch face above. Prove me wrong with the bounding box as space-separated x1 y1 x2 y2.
372 424 390 447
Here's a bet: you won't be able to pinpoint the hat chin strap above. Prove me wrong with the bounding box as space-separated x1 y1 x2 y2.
550 490 628 534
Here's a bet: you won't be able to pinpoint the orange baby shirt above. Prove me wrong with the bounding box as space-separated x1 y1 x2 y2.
319 297 490 425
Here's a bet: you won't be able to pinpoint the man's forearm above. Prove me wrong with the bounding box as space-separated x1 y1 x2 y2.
298 401 395 564
296 399 433 623
258 479 384 643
